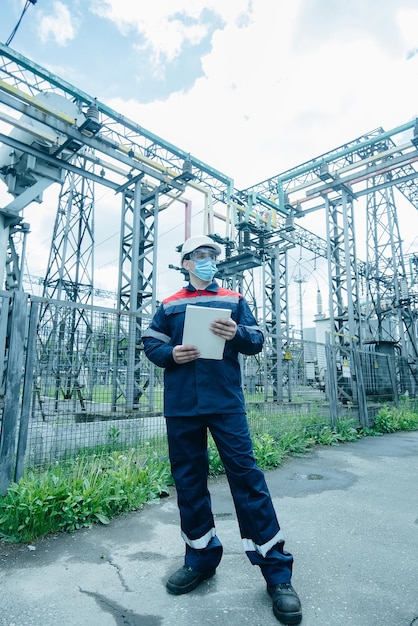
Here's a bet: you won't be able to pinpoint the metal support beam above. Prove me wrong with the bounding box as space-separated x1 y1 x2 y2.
113 180 160 410
37 153 95 408
365 179 418 391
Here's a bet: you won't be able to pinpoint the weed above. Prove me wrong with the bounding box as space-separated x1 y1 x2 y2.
107 426 121 445
277 430 315 455
315 426 341 446
373 405 399 433
334 418 362 442
0 450 171 543
208 442 224 476
373 403 418 433
253 434 284 469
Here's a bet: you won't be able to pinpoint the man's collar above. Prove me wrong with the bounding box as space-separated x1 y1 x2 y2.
186 280 219 293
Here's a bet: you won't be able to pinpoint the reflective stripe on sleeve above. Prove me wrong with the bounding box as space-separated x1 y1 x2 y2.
142 328 171 343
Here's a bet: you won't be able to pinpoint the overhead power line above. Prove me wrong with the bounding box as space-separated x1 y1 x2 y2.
6 0 37 47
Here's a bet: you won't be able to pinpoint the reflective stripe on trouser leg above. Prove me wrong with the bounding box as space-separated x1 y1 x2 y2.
242 530 286 557
165 416 223 572
208 412 293 582
247 542 294 585
185 536 223 572
181 526 216 549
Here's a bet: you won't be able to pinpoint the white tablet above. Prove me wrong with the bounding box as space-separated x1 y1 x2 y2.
182 305 232 360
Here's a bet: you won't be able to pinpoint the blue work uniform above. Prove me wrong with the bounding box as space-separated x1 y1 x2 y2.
142 281 293 584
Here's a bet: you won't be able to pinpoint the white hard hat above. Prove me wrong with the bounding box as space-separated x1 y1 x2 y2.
180 235 222 261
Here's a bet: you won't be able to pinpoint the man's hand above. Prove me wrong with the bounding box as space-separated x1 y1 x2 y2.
173 344 200 364
210 318 237 341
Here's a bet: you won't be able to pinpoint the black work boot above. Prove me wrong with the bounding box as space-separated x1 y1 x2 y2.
267 583 302 624
166 565 215 595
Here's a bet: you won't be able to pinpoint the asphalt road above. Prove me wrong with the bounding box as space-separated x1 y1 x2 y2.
1 430 417 626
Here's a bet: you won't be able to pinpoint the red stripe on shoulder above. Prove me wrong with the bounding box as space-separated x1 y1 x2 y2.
163 289 194 304
216 287 242 298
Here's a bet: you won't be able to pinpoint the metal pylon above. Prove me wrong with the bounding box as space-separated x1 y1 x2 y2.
325 191 362 341
365 179 418 392
112 178 159 411
261 243 292 402
324 190 363 408
37 152 95 408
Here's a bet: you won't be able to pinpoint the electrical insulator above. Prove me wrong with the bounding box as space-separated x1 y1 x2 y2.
86 103 99 122
316 288 323 315
182 160 192 176
243 228 251 249
400 279 409 300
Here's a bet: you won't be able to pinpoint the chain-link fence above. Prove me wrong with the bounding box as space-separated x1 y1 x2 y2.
0 291 416 493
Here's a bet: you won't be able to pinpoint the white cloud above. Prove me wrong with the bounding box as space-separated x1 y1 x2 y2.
106 0 418 189
397 7 418 58
90 0 252 74
97 0 418 318
38 1 78 46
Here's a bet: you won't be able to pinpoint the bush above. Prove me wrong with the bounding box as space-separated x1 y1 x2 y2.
373 405 398 433
373 403 418 433
253 433 284 468
0 450 172 543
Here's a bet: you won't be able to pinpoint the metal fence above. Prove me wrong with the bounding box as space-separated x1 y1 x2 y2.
0 291 415 493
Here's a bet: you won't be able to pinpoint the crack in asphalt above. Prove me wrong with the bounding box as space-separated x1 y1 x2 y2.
106 557 132 592
79 588 163 626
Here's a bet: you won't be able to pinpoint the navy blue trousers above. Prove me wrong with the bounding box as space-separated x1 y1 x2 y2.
165 412 294 585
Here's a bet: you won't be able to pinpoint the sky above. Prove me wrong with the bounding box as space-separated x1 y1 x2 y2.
1 0 418 326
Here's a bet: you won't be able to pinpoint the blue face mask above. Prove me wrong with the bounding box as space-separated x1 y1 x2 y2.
192 257 217 282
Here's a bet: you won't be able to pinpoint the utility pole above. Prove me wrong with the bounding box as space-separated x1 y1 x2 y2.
294 270 307 385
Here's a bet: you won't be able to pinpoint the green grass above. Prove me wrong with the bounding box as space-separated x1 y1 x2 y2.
0 450 172 543
372 402 418 433
1 401 417 544
35 384 165 411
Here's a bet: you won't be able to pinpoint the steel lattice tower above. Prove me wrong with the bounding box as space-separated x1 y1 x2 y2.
239 124 418 404
112 179 160 410
38 153 95 406
262 245 291 402
324 192 361 343
365 178 418 392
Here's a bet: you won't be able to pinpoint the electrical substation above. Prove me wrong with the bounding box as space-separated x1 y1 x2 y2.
0 42 417 490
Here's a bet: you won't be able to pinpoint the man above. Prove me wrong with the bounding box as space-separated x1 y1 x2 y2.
142 235 302 625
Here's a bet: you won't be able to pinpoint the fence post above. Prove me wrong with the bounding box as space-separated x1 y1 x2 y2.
15 299 39 482
325 335 339 429
387 354 399 407
0 293 11 397
351 342 369 429
0 291 27 495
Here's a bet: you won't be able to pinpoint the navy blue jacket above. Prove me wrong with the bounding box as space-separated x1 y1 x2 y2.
142 281 264 417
